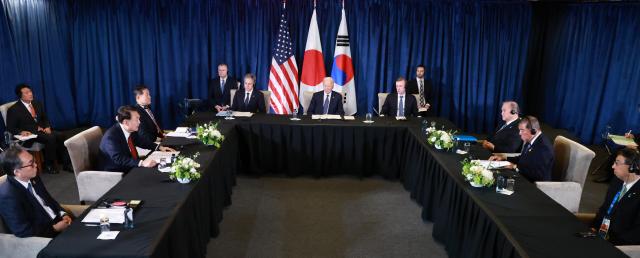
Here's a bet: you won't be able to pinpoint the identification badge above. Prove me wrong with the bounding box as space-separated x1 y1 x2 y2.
598 217 611 239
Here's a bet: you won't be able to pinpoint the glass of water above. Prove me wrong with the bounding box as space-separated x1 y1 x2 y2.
430 121 436 128
99 215 110 232
365 113 372 122
463 142 471 153
495 174 506 193
159 158 167 169
291 108 298 120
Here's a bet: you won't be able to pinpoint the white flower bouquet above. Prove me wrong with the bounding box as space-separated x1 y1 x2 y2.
196 122 224 148
461 159 494 187
426 129 455 150
169 153 201 184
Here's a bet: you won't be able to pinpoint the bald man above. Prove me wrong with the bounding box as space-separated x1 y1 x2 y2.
307 77 345 115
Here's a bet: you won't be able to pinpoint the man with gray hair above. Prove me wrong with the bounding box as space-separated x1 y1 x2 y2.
482 101 523 153
307 77 345 115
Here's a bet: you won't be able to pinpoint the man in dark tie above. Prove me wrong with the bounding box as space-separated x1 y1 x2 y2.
6 84 71 174
490 116 554 182
230 73 266 113
207 63 238 112
406 65 433 116
98 106 175 173
307 77 345 115
133 85 164 143
381 77 419 117
482 101 523 153
0 147 72 237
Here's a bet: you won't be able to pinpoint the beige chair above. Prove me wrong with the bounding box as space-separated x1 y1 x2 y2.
230 89 271 113
0 101 45 173
64 126 122 203
0 101 17 126
535 136 595 213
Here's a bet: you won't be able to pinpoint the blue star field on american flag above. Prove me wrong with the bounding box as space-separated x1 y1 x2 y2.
274 13 294 65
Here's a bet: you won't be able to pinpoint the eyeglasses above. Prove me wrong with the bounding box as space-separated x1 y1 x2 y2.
19 159 35 169
614 160 630 166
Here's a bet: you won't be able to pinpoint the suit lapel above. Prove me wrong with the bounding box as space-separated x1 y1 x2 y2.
8 177 52 219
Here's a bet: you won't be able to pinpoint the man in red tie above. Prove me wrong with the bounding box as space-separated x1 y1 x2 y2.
6 84 72 174
98 105 175 173
133 85 164 143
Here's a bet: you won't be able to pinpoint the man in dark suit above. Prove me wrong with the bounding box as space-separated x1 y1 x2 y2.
0 147 72 237
6 84 71 174
230 73 266 113
207 63 238 112
133 85 164 143
307 77 345 116
482 101 523 153
98 106 175 173
592 148 640 245
406 65 433 116
381 77 419 117
490 116 554 182
594 131 639 183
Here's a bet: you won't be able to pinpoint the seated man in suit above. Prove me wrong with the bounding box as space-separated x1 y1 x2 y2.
98 105 175 173
230 73 266 113
591 148 640 245
208 63 238 112
481 101 523 153
489 116 554 182
381 77 418 117
307 77 345 115
0 147 72 237
133 85 164 143
406 64 432 116
6 84 71 174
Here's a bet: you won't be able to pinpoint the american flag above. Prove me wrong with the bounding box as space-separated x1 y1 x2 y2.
268 3 299 114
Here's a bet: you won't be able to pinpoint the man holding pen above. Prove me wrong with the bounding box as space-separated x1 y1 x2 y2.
595 129 639 183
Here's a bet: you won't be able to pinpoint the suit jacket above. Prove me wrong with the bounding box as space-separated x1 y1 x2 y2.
488 118 523 153
307 91 345 115
6 100 51 135
593 178 640 245
381 93 419 117
230 90 266 113
207 76 238 108
98 124 158 173
406 78 433 105
135 104 162 143
507 133 554 182
0 176 63 238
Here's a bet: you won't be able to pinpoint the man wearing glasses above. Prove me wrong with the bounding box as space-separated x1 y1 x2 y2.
0 147 72 237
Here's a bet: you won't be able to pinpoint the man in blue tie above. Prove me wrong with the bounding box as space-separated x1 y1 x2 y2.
381 77 418 117
207 63 238 112
307 77 345 115
489 116 554 181
230 73 266 113
0 147 72 237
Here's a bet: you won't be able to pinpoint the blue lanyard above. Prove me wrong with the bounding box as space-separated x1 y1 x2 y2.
606 190 623 216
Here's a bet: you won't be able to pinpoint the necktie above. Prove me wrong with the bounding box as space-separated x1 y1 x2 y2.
143 106 163 137
621 184 628 198
398 96 405 116
220 79 225 93
521 142 531 155
497 123 508 132
323 94 330 114
28 104 36 118
418 80 425 106
244 93 251 107
28 182 55 219
128 136 138 159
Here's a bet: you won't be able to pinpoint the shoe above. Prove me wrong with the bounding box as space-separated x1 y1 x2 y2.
44 165 58 174
593 175 611 183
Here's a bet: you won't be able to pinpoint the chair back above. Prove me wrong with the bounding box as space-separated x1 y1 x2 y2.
64 126 103 177
0 101 17 126
377 93 389 114
0 175 7 233
230 89 237 107
301 91 314 115
552 136 595 188
261 90 271 113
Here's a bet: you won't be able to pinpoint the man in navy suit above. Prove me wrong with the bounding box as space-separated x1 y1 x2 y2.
482 101 523 153
230 73 266 113
405 65 432 116
207 63 238 112
592 148 640 245
381 77 419 117
6 84 72 174
133 85 164 143
490 116 554 182
307 77 345 115
98 106 175 173
0 147 72 237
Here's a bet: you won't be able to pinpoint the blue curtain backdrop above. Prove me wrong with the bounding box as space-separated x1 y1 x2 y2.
0 0 638 144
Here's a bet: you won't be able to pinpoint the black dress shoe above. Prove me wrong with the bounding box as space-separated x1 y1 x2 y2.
45 165 58 174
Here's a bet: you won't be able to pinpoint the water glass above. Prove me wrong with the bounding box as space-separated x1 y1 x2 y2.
430 121 436 128
365 113 372 122
291 109 299 120
495 174 506 193
506 177 515 193
99 215 110 232
159 158 167 169
463 142 471 153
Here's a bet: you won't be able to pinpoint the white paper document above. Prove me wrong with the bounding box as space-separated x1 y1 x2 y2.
311 114 342 120
609 134 638 147
343 116 355 120
145 151 180 163
471 160 512 169
97 231 120 240
14 134 37 141
232 112 253 117
82 208 126 224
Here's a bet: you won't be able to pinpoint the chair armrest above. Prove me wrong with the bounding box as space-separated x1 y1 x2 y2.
617 245 640 258
536 181 582 213
61 204 90 218
76 171 123 203
0 233 51 258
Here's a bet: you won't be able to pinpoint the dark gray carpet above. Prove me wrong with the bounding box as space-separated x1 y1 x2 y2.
205 176 447 258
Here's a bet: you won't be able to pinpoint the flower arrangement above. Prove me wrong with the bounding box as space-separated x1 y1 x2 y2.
461 159 495 187
169 153 201 184
426 128 455 150
196 122 224 148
